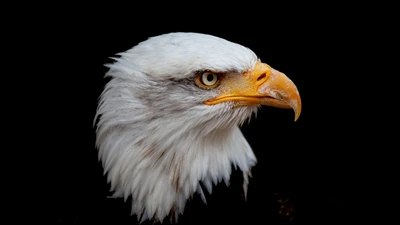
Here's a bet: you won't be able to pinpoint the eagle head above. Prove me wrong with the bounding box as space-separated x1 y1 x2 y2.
95 32 301 223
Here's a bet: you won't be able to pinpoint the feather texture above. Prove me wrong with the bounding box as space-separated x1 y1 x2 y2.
95 32 260 223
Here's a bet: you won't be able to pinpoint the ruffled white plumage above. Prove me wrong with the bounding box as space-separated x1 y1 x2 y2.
95 32 259 223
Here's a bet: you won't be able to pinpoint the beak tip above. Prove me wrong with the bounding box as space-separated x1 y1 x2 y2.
294 110 301 122
290 101 301 122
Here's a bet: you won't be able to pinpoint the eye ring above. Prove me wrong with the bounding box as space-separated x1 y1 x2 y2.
196 71 221 89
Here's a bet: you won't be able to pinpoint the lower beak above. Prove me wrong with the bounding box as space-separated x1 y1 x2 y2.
204 62 302 121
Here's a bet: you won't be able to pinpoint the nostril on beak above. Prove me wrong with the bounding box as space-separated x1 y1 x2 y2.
257 73 266 81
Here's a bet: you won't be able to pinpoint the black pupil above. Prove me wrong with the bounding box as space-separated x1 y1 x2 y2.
206 74 214 82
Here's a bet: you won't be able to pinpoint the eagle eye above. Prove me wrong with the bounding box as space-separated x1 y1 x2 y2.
196 71 221 89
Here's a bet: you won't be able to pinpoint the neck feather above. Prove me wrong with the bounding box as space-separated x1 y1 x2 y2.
96 119 257 222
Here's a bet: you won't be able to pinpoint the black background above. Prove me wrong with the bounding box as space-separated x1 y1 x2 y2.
25 5 392 225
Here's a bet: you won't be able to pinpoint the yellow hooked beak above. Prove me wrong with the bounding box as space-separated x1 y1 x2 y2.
204 62 302 121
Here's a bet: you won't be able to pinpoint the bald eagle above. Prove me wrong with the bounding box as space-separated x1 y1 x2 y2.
95 32 301 223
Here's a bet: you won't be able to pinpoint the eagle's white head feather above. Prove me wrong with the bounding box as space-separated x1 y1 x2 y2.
95 32 301 223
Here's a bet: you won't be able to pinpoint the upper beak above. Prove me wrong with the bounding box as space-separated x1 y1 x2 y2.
204 62 302 121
